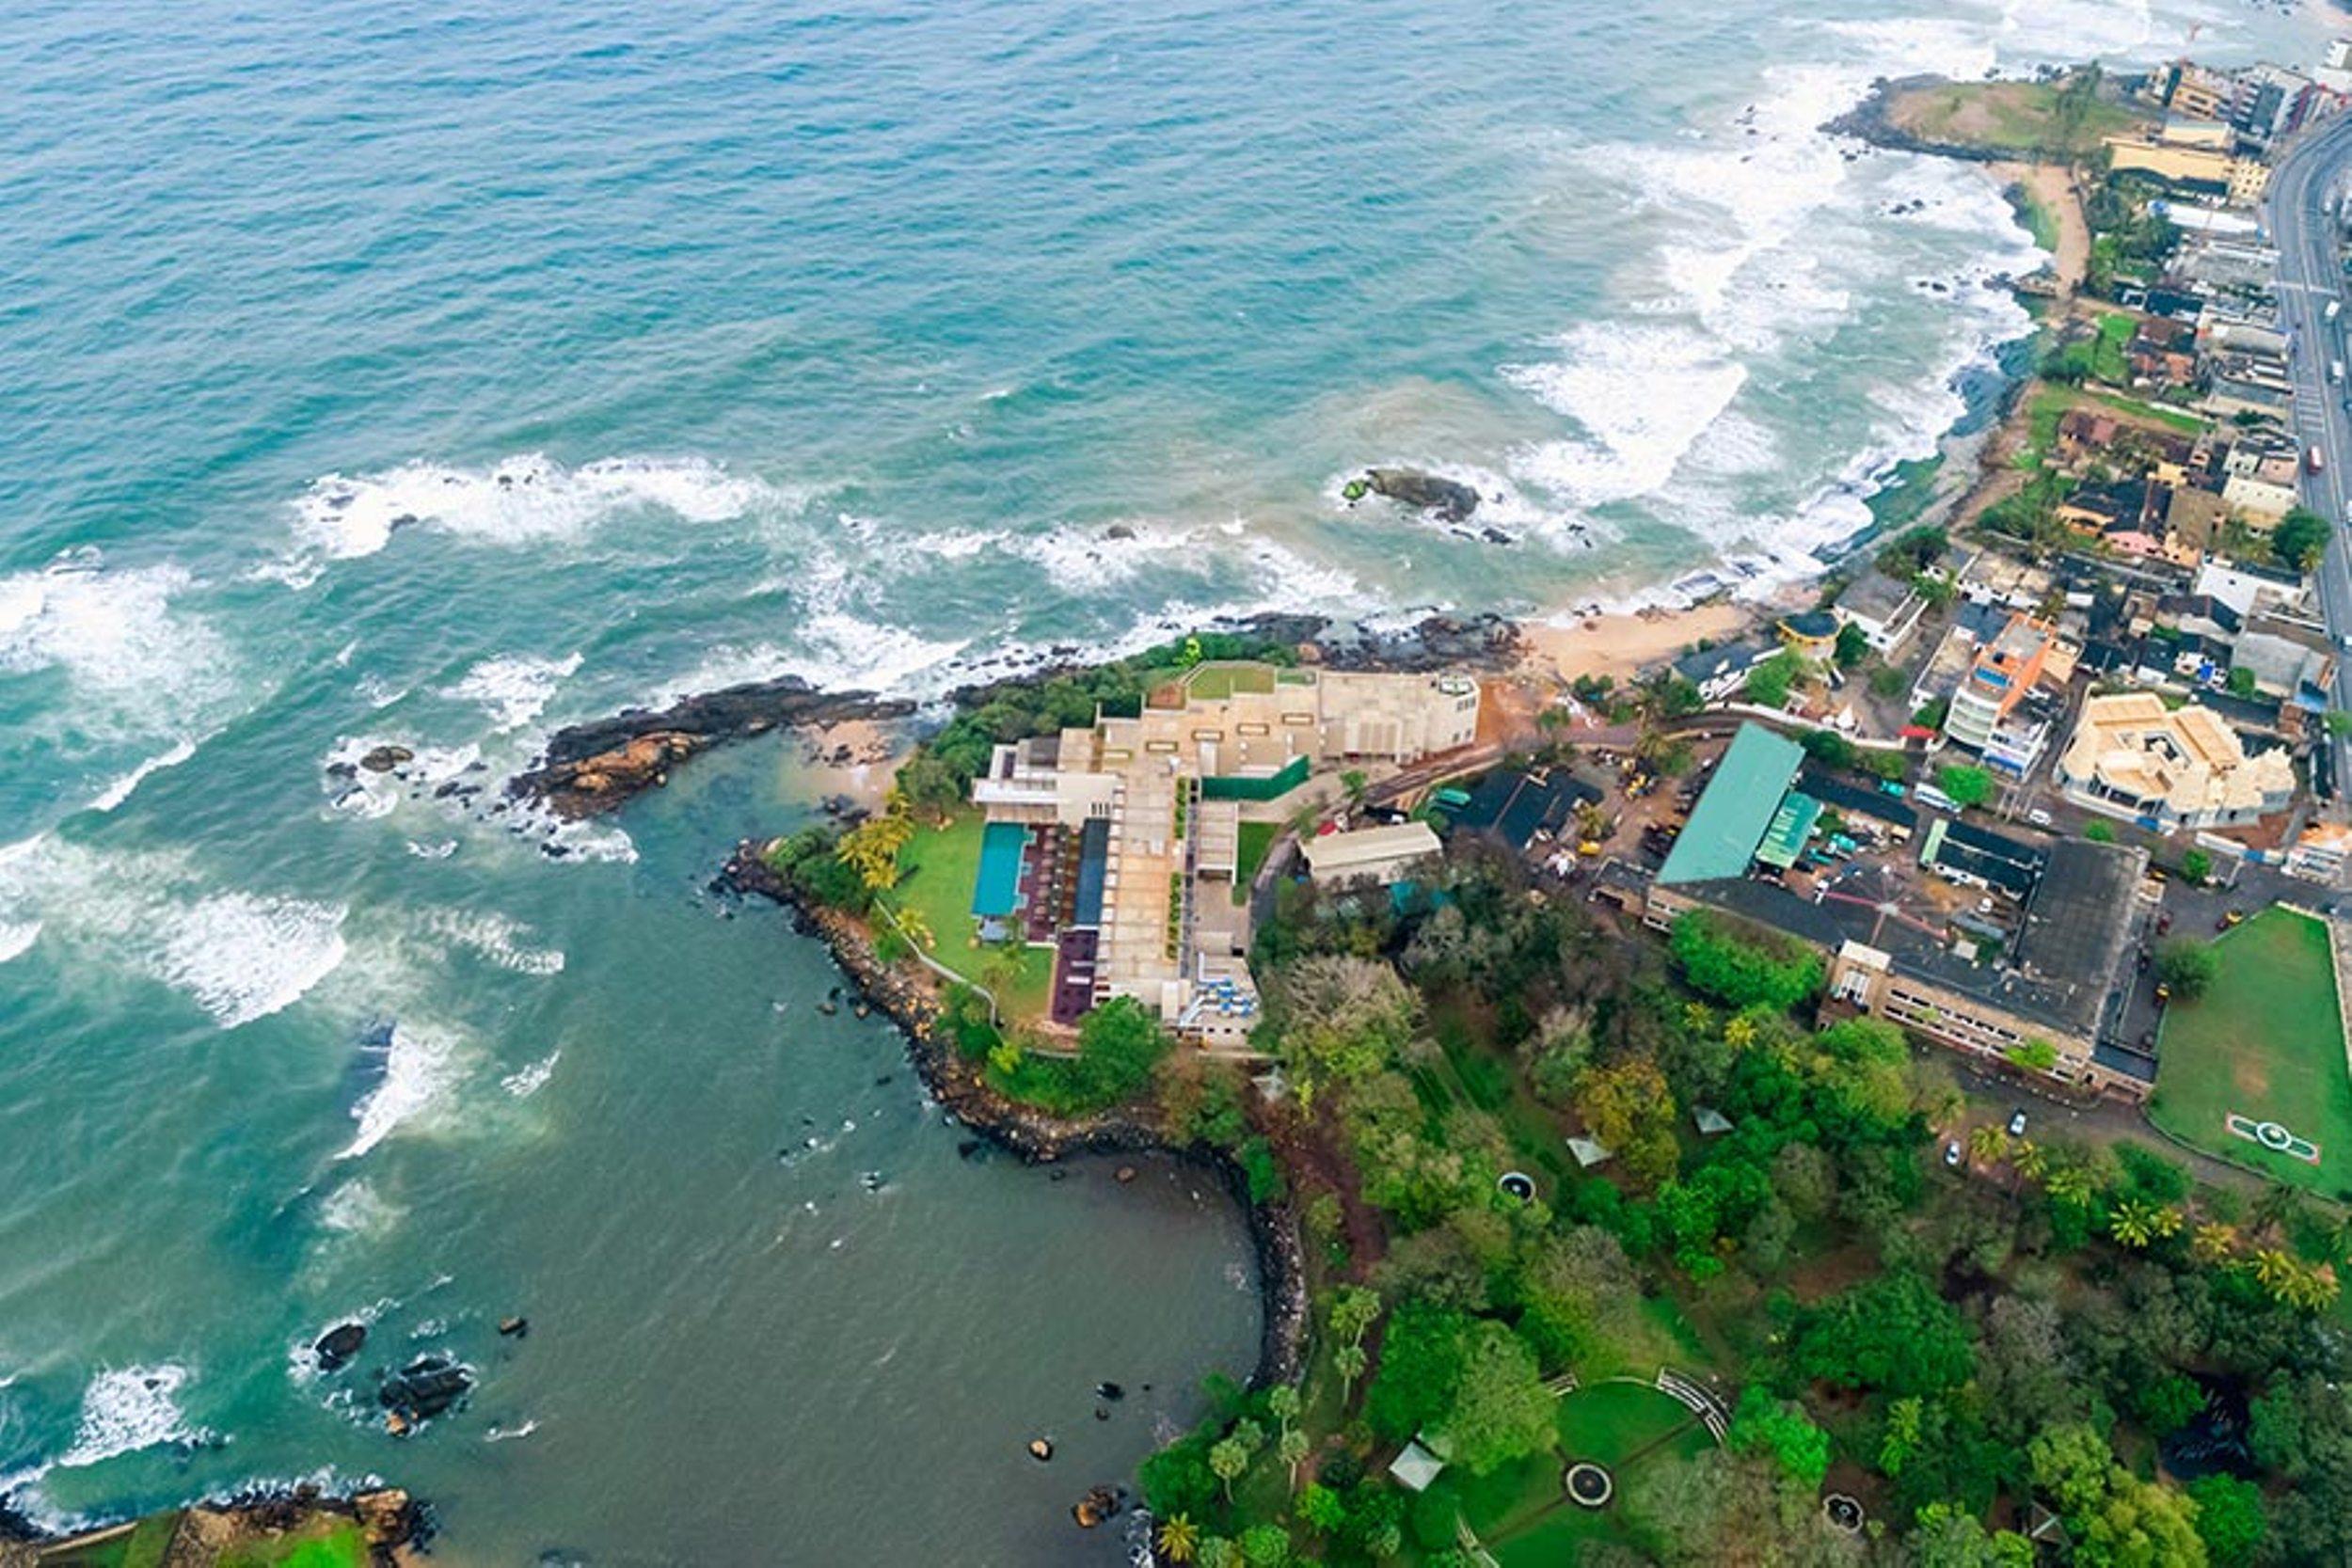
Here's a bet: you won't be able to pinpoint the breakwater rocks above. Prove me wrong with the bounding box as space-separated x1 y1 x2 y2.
508 675 915 818
0 1487 427 1568
717 844 1307 1390
1345 467 1482 524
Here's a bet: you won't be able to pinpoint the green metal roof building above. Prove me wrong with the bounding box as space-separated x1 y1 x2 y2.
1656 722 1805 886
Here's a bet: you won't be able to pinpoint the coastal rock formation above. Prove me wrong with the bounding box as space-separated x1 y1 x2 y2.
1351 467 1480 523
377 1354 472 1426
313 1322 368 1373
507 676 914 818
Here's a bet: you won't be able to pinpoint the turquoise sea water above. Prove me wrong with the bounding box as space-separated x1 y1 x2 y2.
0 0 2328 1561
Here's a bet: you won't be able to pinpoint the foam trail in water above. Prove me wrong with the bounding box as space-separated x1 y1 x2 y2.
58 1366 199 1468
342 1021 466 1159
87 738 199 814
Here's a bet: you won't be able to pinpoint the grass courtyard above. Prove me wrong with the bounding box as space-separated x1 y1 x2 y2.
2150 908 2352 1202
1415 1380 1714 1566
889 809 1054 1022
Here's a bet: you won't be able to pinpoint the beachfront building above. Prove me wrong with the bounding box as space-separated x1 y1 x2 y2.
967 662 1479 1046
2055 690 2296 834
1835 568 1929 659
1942 614 2072 766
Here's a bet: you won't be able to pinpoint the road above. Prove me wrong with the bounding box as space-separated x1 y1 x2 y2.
2265 114 2352 796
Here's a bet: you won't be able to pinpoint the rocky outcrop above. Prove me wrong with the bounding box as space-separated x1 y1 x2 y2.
1349 467 1481 523
0 1487 427 1567
716 844 1308 1389
507 676 915 817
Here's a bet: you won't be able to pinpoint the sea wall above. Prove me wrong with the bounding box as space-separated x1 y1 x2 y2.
716 844 1308 1388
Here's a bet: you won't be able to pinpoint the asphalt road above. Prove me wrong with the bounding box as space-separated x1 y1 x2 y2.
2265 115 2352 793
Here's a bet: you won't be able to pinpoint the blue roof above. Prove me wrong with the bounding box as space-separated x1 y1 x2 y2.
1657 724 1805 886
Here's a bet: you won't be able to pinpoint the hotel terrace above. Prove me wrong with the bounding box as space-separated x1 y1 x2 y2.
967 663 1479 1047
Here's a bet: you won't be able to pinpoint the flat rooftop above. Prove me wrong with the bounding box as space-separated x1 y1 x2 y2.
1657 724 1804 886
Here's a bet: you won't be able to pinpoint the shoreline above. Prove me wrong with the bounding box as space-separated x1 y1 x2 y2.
713 843 1309 1391
0 1485 425 1568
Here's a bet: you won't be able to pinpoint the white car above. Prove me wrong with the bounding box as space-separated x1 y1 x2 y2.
2008 1109 2028 1137
1944 1141 1963 1168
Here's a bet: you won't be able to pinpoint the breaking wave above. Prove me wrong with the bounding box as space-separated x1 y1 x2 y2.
58 1365 199 1468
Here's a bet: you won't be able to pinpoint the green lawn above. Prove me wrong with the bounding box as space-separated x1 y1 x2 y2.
1232 819 1278 905
1479 1383 1717 1566
2150 909 2352 1201
2091 312 2135 387
890 810 1054 1022
1887 79 2142 159
43 1516 367 1568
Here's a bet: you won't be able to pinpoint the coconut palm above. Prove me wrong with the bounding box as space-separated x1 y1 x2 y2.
1209 1438 1248 1502
2109 1198 2160 1249
1156 1514 1201 1564
1724 1014 1758 1051
1967 1125 2010 1170
1330 1287 1381 1347
1334 1342 1368 1402
1683 1002 1715 1036
1279 1426 1311 1490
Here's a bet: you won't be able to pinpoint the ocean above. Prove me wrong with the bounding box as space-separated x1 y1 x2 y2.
0 0 2328 1561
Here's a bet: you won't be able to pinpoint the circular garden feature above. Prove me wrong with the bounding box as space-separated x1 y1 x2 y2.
1824 1494 1864 1533
1565 1462 1613 1508
1498 1170 1536 1202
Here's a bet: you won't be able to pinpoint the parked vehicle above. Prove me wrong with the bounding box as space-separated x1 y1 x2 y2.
1944 1141 1963 1168
2026 807 2054 828
2008 1109 2028 1137
2311 444 2328 475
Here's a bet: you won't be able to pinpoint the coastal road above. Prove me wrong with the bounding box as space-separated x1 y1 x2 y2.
2265 113 2352 797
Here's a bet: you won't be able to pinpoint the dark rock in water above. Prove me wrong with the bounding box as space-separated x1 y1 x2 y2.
314 1322 368 1372
358 745 414 774
1094 1405 1109 1421
1073 1484 1126 1528
1361 467 1479 524
325 760 358 782
1028 1437 1055 1462
378 1354 472 1422
508 676 915 819
498 1316 529 1339
957 1139 985 1161
1103 523 1136 540
1095 1381 1125 1402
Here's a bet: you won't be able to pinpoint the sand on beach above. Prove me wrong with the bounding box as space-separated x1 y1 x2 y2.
1988 160 2089 295
783 716 911 811
1515 601 1758 690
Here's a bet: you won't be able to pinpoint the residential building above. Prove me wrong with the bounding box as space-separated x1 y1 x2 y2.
1777 609 1842 666
1836 569 1929 659
2055 690 2297 832
1944 614 2062 753
1670 635 1777 703
2222 470 2298 525
2285 819 2352 886
2196 556 2311 616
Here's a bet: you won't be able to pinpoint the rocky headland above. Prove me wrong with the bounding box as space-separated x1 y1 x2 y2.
507 674 916 818
0 1486 426 1568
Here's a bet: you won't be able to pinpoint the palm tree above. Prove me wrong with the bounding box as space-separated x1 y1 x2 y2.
2151 1204 2185 1241
1967 1125 2010 1171
2249 1247 2299 1300
2110 1198 2158 1248
2190 1221 2239 1265
2046 1164 2095 1208
1334 1342 1368 1402
1156 1514 1201 1563
2012 1140 2049 1185
1209 1437 1248 1502
1279 1426 1311 1490
1330 1287 1381 1347
1724 1014 1757 1051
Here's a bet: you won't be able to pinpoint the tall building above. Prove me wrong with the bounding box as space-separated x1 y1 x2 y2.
1943 614 2061 755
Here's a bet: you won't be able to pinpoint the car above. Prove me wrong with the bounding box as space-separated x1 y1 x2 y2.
2218 909 2245 930
1944 1141 1963 1168
2008 1109 2028 1137
2026 807 2055 828
2156 911 2173 935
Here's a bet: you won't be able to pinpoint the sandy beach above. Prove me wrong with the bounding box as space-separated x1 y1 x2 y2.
1988 160 2090 294
1515 600 1763 689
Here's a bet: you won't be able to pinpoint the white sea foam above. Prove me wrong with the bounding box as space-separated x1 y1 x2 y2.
285 453 789 571
153 892 349 1029
58 1365 199 1468
342 1020 465 1159
87 737 199 814
0 921 38 964
0 839 346 1028
0 554 234 723
419 909 565 976
449 653 582 732
501 1051 560 1098
1506 324 1751 510
316 1179 403 1237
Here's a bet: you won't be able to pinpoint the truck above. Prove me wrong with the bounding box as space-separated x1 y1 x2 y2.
2333 358 2345 384
2331 298 2344 323
2312 444 2329 475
